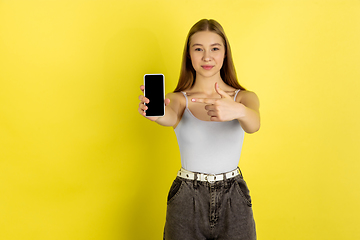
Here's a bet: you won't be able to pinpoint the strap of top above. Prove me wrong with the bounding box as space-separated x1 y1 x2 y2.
180 91 188 108
234 89 241 101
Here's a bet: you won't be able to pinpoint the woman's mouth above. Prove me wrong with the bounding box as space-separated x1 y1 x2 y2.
201 65 214 70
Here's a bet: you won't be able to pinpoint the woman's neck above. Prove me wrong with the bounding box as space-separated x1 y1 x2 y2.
190 74 226 95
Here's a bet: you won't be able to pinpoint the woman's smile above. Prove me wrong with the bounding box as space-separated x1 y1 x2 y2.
201 65 214 70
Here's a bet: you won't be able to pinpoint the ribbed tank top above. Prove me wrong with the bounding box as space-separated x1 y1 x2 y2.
174 90 245 174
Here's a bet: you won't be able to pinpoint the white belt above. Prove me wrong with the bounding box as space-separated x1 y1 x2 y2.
177 167 241 183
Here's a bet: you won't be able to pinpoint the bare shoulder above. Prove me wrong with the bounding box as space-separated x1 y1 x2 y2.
165 91 186 113
236 90 259 101
166 92 185 104
236 90 260 111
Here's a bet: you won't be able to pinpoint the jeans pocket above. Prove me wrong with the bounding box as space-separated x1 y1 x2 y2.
234 177 252 207
167 178 183 203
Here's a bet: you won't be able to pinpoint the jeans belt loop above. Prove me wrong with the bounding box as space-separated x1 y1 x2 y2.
223 173 228 188
193 173 198 189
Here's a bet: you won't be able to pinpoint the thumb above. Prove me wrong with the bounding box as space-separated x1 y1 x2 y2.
164 98 171 106
215 82 230 99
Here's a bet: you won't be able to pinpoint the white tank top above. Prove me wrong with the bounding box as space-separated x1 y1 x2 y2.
174 90 244 174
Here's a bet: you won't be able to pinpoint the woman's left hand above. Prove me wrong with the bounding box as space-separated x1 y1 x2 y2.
191 82 245 122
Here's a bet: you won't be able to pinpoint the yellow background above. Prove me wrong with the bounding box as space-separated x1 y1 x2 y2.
1 0 359 239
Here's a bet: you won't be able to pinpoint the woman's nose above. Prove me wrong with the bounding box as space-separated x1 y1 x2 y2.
202 50 211 61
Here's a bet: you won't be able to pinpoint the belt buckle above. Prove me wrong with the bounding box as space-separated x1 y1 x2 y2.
205 173 216 183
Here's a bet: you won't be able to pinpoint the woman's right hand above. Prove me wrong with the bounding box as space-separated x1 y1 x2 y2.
138 85 170 122
138 85 157 121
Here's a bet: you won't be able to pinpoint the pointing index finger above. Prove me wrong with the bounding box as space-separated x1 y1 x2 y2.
191 98 217 104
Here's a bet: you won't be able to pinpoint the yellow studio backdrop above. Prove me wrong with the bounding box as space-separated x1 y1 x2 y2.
0 0 359 239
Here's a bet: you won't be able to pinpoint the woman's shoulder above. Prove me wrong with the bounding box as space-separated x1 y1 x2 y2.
236 90 259 105
166 91 187 107
165 92 187 122
166 91 186 100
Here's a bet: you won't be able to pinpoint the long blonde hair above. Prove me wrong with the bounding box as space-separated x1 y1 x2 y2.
174 19 246 92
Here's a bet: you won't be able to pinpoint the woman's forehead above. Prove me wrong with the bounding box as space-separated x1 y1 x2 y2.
190 31 224 46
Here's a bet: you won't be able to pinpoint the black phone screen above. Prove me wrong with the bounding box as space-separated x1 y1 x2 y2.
144 74 165 117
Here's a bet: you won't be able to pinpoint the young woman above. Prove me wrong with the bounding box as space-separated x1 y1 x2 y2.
138 19 260 240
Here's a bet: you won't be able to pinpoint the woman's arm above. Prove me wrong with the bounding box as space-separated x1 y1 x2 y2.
236 91 260 134
154 92 181 127
138 86 180 127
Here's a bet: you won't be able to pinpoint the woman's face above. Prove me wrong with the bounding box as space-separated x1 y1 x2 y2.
189 31 225 79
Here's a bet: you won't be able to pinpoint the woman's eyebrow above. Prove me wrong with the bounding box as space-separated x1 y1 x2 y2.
191 43 222 47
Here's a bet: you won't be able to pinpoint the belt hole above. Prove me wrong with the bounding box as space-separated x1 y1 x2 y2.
187 174 189 177
214 176 216 180
180 173 182 175
232 172 234 176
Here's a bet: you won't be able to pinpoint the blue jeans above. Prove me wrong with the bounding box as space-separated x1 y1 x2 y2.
164 173 256 240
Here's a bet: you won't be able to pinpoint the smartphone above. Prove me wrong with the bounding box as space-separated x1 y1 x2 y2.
144 74 165 117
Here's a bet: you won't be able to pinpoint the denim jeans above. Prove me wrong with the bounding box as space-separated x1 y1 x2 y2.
164 173 256 240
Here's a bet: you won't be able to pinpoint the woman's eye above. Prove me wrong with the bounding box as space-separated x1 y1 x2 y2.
212 47 219 51
195 48 202 51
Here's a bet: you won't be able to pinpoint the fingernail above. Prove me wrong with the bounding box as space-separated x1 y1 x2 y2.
191 98 195 102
